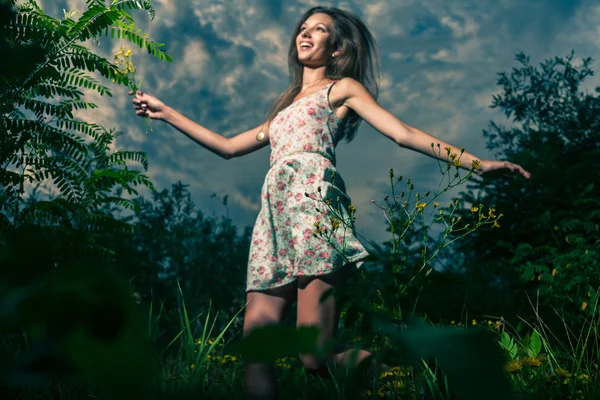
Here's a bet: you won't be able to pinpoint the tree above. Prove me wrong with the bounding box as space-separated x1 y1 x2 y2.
104 183 251 343
452 52 600 330
0 1 172 395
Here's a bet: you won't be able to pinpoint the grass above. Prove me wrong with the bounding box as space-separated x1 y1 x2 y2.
1 287 598 399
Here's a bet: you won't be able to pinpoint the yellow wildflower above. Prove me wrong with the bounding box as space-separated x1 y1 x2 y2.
330 217 341 230
552 269 557 276
444 146 452 155
348 205 356 212
416 202 426 212
581 302 588 311
190 364 195 369
450 320 455 325
392 381 405 389
578 374 590 383
433 202 439 208
471 159 481 169
380 371 393 379
556 369 571 377
523 356 545 367
488 208 497 218
472 319 477 325
505 360 522 373
493 220 501 228
470 206 479 213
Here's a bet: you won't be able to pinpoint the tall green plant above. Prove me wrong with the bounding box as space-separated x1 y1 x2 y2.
0 0 170 240
0 0 171 396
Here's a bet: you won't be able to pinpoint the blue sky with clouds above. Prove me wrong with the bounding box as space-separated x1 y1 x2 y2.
35 0 600 245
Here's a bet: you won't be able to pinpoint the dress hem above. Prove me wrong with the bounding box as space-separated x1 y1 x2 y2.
245 250 370 293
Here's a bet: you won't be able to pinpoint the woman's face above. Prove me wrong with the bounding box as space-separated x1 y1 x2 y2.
296 13 337 67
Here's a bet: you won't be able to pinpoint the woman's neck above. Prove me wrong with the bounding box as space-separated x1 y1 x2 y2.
301 66 328 89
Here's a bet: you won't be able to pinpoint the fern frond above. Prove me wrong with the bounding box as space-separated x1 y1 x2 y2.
80 212 135 234
112 0 156 21
58 68 114 95
50 169 83 203
56 119 107 141
21 199 69 226
68 5 122 42
25 82 84 99
15 97 73 119
61 99 99 112
101 196 138 210
108 150 148 171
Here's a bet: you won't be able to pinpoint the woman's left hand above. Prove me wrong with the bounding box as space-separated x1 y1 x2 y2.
477 160 531 179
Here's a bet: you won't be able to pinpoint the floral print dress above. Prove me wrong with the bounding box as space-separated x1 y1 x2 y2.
246 81 369 292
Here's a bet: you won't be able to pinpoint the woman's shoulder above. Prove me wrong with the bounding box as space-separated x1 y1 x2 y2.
329 77 367 104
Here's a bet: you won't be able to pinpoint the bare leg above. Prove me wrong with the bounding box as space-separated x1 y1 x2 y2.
243 284 296 400
297 264 382 378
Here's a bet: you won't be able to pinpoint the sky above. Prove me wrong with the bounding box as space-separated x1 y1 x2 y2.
32 0 600 247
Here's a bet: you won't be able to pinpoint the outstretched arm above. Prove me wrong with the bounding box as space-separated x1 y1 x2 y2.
130 90 270 159
332 79 530 179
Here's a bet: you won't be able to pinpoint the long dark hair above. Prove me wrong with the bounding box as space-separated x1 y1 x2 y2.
267 6 380 143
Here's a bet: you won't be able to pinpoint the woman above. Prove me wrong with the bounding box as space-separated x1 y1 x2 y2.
131 6 530 399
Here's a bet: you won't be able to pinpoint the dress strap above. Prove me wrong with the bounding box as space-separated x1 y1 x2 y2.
326 80 339 116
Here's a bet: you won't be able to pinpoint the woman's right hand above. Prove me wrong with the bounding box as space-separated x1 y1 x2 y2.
130 90 167 120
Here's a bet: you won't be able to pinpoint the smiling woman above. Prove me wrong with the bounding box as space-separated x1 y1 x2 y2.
129 5 530 399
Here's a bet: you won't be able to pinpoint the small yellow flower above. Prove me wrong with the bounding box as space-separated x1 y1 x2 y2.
578 374 590 383
471 159 481 169
505 360 522 372
488 208 497 218
330 217 341 230
380 371 393 379
523 356 545 367
190 364 195 369
470 206 479 213
472 319 477 325
415 202 426 212
450 320 455 325
196 339 202 345
556 369 571 377
493 220 501 228
581 302 588 311
392 381 405 389
551 269 557 276
444 146 452 155
348 205 356 212
433 202 439 208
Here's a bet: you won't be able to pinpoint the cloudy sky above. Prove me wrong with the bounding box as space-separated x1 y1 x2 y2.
34 0 600 246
